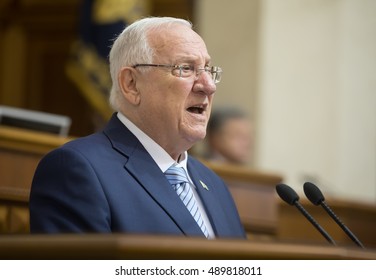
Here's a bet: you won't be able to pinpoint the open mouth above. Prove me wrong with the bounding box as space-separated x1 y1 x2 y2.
187 104 207 115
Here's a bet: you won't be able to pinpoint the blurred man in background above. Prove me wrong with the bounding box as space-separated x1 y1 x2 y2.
203 107 253 165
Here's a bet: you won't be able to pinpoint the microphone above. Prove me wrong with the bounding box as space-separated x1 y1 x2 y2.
303 182 364 248
276 183 336 245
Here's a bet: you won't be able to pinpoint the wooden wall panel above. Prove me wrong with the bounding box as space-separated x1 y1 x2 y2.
277 199 376 249
0 0 195 137
0 0 95 136
152 0 195 21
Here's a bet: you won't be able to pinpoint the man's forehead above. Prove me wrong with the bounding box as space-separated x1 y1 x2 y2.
149 26 210 61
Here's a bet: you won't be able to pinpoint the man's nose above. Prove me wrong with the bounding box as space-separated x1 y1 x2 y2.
194 71 216 95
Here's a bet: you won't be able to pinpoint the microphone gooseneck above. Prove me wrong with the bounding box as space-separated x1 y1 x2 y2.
304 182 365 248
276 183 336 245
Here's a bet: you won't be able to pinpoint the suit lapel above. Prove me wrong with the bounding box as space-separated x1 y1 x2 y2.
187 161 231 237
125 151 205 236
103 115 205 237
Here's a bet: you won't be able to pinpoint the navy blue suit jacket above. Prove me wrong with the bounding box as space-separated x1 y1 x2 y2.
30 114 246 239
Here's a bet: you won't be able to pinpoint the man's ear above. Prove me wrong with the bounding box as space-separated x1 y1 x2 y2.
118 67 141 105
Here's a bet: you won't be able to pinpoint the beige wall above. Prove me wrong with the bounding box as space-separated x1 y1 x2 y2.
195 0 260 115
196 0 376 203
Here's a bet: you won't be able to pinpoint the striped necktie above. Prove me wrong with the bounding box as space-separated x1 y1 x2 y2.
165 165 209 238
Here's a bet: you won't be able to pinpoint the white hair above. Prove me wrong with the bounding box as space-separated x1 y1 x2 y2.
108 17 192 112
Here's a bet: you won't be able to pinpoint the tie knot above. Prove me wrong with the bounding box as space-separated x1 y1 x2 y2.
165 165 189 185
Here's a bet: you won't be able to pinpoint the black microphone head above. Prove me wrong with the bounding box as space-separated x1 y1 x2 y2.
304 182 325 205
276 183 300 205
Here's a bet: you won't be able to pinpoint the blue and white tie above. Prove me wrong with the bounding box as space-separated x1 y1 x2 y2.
165 165 209 238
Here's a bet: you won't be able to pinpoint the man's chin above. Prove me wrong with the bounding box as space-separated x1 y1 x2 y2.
184 130 206 145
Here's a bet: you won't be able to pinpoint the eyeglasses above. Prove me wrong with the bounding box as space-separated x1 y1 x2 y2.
132 64 222 84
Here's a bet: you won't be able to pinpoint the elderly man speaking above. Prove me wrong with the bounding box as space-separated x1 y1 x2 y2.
29 17 246 239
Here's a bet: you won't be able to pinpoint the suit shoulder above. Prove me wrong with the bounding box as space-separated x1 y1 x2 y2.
38 132 109 163
61 132 108 151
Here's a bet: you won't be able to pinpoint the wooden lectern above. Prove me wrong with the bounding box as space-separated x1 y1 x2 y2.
0 234 375 260
0 126 72 233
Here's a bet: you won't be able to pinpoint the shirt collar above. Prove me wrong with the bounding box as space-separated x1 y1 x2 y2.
117 112 188 173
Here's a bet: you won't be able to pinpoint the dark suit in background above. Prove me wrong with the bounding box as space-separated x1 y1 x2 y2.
30 115 246 238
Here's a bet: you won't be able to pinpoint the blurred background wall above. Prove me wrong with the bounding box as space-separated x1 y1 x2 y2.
197 0 376 204
0 0 195 136
0 0 375 204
